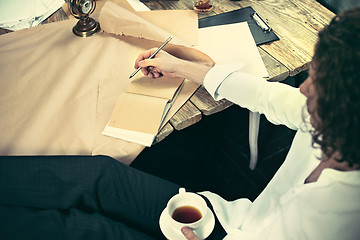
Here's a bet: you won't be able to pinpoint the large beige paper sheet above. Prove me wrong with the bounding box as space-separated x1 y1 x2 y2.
100 1 198 46
0 1 207 165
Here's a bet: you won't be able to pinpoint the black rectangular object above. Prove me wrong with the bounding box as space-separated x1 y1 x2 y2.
198 7 279 46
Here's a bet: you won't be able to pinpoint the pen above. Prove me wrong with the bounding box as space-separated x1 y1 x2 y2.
129 36 173 79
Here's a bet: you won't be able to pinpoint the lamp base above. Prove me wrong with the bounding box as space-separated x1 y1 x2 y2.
73 17 100 37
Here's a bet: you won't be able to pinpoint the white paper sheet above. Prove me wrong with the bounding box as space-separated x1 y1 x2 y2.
197 22 268 78
0 0 64 31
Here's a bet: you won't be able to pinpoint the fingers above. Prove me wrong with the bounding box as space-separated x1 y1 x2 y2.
152 67 163 78
181 227 201 240
138 58 155 69
134 48 175 78
134 48 157 69
135 50 161 78
140 66 163 79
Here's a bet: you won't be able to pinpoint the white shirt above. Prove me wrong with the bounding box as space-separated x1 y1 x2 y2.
200 63 360 240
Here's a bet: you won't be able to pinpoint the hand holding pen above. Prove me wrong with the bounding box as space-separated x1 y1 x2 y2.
130 36 173 79
133 39 213 84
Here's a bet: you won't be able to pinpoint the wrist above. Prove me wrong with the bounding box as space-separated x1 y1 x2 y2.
178 60 213 85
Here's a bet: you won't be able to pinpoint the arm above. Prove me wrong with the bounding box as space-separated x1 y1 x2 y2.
135 49 306 130
203 64 306 130
134 49 212 85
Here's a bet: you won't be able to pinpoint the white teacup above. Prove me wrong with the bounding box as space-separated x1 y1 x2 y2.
165 188 208 232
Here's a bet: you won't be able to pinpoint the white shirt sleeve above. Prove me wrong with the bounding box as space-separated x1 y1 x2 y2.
203 62 307 130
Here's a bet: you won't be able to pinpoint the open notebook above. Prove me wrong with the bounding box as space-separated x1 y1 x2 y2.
102 76 185 146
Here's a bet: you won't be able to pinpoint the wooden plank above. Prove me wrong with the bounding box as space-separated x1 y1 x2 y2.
190 86 233 116
169 101 202 130
0 28 13 36
41 7 69 24
248 0 335 76
154 122 174 144
141 0 187 11
259 48 289 82
141 0 242 16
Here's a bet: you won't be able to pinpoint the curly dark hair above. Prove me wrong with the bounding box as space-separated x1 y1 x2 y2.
311 7 360 166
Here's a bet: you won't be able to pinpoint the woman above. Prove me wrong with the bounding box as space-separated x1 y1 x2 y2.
134 7 360 239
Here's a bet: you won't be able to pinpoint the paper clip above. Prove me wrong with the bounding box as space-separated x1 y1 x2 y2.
251 12 271 33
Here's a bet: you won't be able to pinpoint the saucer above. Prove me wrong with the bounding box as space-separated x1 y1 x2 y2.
159 207 215 240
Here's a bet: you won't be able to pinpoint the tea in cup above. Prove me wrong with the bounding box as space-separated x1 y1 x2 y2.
166 188 208 231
